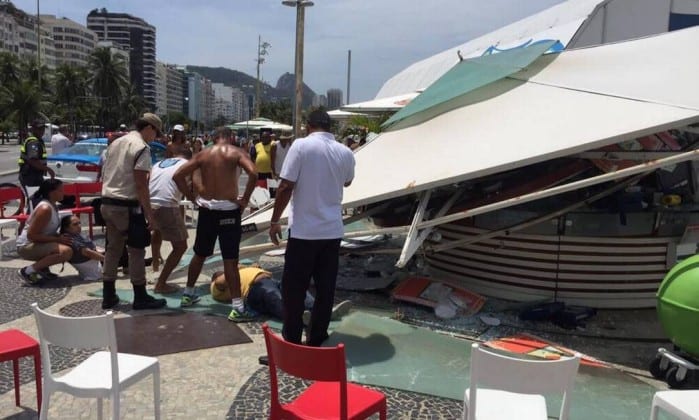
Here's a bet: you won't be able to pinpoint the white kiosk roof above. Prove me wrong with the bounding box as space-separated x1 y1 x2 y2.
244 27 699 228
343 28 699 207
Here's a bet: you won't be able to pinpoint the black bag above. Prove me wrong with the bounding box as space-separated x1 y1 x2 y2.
127 208 151 248
91 198 106 226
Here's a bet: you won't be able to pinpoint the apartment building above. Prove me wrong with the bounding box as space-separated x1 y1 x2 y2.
87 8 156 109
42 15 96 68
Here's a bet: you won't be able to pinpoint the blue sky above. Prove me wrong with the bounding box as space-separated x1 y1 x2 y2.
14 0 564 102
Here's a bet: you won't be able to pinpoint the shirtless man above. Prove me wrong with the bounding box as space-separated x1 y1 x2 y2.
173 127 258 321
166 124 188 158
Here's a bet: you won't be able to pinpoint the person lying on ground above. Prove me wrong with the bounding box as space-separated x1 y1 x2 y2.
59 215 104 281
210 265 352 323
16 179 72 285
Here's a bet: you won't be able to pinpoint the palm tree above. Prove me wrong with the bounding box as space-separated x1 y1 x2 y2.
88 47 128 130
4 79 49 140
0 52 20 88
120 84 147 125
54 64 90 130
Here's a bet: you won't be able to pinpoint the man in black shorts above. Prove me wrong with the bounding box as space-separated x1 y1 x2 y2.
173 127 258 321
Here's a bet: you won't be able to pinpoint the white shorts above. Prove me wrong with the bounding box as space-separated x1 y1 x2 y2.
72 260 102 281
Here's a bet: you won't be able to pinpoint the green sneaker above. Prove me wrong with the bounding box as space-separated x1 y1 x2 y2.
18 267 43 286
228 307 256 323
180 293 200 307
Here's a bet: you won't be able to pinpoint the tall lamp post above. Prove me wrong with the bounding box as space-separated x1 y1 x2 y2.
255 35 271 118
282 0 313 139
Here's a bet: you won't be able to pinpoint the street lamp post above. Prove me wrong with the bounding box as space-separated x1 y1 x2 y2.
255 35 271 119
282 0 314 139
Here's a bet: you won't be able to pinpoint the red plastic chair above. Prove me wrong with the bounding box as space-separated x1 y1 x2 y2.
262 324 387 420
62 182 101 239
0 184 29 223
0 329 42 413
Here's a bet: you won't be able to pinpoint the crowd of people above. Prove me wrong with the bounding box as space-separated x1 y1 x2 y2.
15 109 356 346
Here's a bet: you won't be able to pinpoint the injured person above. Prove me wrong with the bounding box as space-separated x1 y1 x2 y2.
210 266 351 323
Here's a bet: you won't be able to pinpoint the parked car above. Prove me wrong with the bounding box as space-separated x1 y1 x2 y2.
47 138 167 183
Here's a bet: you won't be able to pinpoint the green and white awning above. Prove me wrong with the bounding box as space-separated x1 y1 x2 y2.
382 40 557 131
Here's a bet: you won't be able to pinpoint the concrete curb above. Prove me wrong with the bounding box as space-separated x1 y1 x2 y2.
0 169 18 178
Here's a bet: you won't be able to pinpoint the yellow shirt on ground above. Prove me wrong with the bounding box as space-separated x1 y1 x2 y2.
210 267 271 302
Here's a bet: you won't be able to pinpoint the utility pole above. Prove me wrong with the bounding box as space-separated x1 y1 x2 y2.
36 0 41 90
283 0 314 139
255 35 271 118
346 49 351 105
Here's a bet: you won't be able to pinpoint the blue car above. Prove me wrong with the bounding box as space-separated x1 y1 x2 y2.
47 138 167 183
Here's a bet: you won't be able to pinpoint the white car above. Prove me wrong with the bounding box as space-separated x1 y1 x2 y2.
47 138 167 183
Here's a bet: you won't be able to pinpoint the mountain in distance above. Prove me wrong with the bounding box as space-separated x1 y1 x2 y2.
276 72 316 108
187 66 316 108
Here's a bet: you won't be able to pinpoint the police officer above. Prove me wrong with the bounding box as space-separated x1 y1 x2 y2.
18 120 55 201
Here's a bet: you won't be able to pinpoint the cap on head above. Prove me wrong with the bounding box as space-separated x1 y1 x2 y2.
119 123 127 129
139 113 163 136
306 110 332 129
173 124 185 132
279 131 293 140
30 119 46 129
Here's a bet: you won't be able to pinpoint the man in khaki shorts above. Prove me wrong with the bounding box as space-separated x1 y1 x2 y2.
149 149 192 293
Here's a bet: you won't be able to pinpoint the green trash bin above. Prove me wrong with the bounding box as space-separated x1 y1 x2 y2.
657 254 699 357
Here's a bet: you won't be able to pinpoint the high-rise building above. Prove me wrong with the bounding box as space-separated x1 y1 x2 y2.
231 87 247 122
0 2 56 68
326 88 343 110
41 15 96 68
155 61 168 116
212 83 235 122
165 64 184 115
312 94 328 108
87 8 156 109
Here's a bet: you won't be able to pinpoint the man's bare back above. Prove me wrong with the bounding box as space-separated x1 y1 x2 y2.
173 143 258 206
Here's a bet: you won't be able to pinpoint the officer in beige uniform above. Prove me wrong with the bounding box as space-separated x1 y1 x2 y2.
100 113 167 310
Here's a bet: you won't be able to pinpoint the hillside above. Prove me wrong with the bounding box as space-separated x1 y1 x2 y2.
187 66 316 107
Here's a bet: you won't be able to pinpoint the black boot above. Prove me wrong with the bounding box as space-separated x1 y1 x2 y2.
102 281 120 309
132 284 167 310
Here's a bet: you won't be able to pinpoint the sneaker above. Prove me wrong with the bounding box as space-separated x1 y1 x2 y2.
133 295 167 310
180 293 200 307
302 310 312 326
228 307 257 323
331 300 352 321
39 268 58 280
258 355 269 366
18 267 43 286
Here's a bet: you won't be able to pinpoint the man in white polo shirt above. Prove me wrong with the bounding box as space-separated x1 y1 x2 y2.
269 110 355 346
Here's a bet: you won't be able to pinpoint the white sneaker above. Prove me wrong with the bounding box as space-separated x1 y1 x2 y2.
302 310 311 326
331 300 352 321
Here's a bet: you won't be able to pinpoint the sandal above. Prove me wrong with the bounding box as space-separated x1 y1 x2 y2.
153 283 180 295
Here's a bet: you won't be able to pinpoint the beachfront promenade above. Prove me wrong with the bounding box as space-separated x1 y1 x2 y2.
0 220 470 419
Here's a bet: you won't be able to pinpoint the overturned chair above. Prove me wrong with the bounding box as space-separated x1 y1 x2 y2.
463 343 580 420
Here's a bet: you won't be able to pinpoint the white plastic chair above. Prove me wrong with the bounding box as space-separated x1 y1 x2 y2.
650 390 699 420
463 343 580 420
0 218 19 257
179 199 197 226
31 303 160 420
